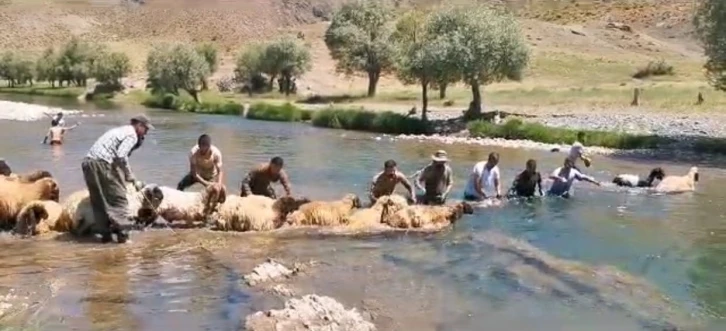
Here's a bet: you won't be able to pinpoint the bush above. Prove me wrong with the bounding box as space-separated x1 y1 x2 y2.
468 119 667 150
311 108 428 134
632 60 674 79
246 102 312 122
143 93 243 115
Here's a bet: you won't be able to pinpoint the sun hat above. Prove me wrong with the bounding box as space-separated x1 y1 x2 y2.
431 150 448 162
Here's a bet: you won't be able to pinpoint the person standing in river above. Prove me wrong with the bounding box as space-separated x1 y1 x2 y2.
547 158 600 198
177 134 225 195
507 159 543 198
463 152 502 201
368 159 416 205
83 115 153 244
42 120 79 145
415 150 453 205
240 156 292 198
568 131 592 171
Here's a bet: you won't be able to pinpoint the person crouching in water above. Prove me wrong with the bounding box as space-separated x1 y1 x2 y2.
177 134 226 195
547 158 600 198
507 159 543 198
415 150 453 205
463 152 502 201
240 156 292 198
43 119 79 145
368 159 416 206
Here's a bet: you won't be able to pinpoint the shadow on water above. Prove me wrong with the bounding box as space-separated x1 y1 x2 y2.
1 96 726 330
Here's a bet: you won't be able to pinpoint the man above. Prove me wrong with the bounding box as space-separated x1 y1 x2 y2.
177 134 225 194
45 112 65 127
547 158 600 198
568 131 592 170
415 150 453 205
508 159 543 198
83 114 153 243
463 152 501 201
240 156 292 198
43 121 79 145
0 158 11 176
368 159 415 205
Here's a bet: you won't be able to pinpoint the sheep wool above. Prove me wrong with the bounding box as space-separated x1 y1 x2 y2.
654 166 698 193
213 195 310 232
0 177 60 229
381 202 474 231
286 193 361 227
155 184 226 227
346 195 409 230
14 200 71 235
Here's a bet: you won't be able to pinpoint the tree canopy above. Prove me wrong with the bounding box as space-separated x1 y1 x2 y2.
146 43 210 102
695 0 726 91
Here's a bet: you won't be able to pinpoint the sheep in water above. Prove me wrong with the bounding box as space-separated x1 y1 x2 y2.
346 194 410 229
285 193 362 227
13 200 67 236
612 167 666 188
380 199 474 230
212 195 311 232
0 177 60 230
153 184 227 228
654 166 699 194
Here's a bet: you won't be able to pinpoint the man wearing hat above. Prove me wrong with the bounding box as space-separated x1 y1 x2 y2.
83 114 153 243
415 150 453 205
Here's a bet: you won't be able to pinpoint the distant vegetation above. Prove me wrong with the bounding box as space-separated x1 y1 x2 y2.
695 0 726 92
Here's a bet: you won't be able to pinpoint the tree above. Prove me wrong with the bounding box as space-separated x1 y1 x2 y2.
55 37 103 87
428 6 529 119
195 43 218 90
35 48 59 87
234 43 268 95
146 43 210 103
0 51 34 87
91 51 131 87
262 36 312 95
694 0 726 91
325 0 396 97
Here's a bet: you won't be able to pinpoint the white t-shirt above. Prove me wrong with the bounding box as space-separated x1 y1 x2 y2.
567 142 585 164
547 166 593 196
464 161 500 197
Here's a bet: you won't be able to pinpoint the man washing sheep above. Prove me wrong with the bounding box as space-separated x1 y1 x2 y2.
177 134 226 196
415 150 453 205
83 114 153 244
368 159 415 205
240 156 292 199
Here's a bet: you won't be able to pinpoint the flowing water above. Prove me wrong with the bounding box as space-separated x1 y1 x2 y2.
1 94 726 331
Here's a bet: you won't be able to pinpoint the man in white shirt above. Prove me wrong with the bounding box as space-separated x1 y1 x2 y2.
463 152 501 201
567 131 592 170
547 158 600 198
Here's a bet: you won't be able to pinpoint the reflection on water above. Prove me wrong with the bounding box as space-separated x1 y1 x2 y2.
1 95 726 330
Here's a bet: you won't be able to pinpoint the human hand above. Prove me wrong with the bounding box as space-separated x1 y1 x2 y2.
133 180 145 191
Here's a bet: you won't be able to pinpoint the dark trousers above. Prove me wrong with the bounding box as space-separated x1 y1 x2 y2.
81 158 128 235
417 193 446 206
240 185 276 199
177 173 200 191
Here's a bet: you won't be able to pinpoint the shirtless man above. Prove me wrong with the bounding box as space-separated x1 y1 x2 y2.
177 134 225 194
415 150 453 206
240 156 292 198
368 159 415 205
42 121 78 145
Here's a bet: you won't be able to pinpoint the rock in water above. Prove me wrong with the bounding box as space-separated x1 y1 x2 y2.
243 259 294 286
244 294 376 331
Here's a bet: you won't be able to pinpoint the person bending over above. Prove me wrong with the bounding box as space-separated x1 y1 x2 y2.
415 150 453 206
547 158 600 198
177 134 225 194
508 159 543 198
240 156 292 198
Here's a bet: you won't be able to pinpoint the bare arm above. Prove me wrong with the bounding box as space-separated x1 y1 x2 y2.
42 129 50 144
368 175 378 202
415 168 426 192
443 167 453 197
494 169 501 197
215 153 224 185
279 170 292 196
63 123 79 131
398 172 416 201
576 173 600 186
240 170 253 196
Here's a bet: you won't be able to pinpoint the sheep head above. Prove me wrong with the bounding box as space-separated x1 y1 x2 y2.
450 202 474 222
14 202 48 236
17 170 53 183
35 178 60 202
136 184 164 225
342 193 362 209
273 196 311 216
648 167 666 181
690 166 699 182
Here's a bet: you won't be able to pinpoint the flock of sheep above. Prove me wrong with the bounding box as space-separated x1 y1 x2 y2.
0 169 475 239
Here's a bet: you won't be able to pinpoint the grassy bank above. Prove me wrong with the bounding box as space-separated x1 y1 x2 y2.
468 118 668 150
311 108 427 135
246 102 312 122
0 84 84 99
142 92 244 115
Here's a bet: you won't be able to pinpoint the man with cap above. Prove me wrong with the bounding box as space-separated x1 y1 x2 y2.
415 150 453 205
83 114 153 243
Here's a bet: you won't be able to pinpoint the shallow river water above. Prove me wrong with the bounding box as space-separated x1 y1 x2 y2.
1 94 725 331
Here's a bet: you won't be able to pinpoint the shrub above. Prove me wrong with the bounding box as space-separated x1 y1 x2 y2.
311 108 427 134
632 60 674 79
143 93 243 115
468 119 667 150
246 102 311 122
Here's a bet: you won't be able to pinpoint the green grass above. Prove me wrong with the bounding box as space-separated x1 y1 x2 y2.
246 102 312 122
142 92 244 115
0 84 84 98
311 107 428 135
468 118 668 149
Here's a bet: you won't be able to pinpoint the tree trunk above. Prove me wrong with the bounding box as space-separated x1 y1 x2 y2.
367 70 379 97
187 89 201 103
439 83 447 99
421 79 429 123
466 81 482 120
283 74 292 96
201 79 209 91
268 75 276 92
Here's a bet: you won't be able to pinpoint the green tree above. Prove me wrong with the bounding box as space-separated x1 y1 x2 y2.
35 47 59 87
428 6 529 119
694 0 726 91
234 43 267 95
91 51 131 87
262 35 312 95
325 0 396 97
0 51 34 87
55 37 103 87
146 43 210 103
195 43 218 90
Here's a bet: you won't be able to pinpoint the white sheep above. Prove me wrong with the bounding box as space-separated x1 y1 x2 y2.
380 199 474 230
212 195 310 232
154 184 226 228
653 166 699 193
612 167 665 188
285 193 361 227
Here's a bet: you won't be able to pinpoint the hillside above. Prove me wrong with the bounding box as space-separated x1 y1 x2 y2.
0 0 717 113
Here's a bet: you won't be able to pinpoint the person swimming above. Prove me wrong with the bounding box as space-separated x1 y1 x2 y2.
508 159 543 198
547 158 601 198
43 120 79 145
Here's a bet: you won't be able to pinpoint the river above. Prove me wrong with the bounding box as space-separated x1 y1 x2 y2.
0 94 725 331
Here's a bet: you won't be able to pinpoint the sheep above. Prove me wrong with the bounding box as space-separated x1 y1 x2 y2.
154 184 227 228
285 193 361 227
61 183 165 236
654 166 699 194
346 194 409 229
380 199 474 231
1 170 54 183
612 167 665 188
212 195 310 232
13 200 70 236
0 177 60 230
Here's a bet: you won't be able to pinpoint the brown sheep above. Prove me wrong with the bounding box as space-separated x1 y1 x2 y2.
213 195 310 232
285 193 361 227
2 170 54 183
0 177 60 230
346 194 409 229
14 200 71 236
380 199 474 230
654 166 699 194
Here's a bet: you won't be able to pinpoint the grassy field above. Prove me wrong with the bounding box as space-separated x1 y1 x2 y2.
0 82 84 98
